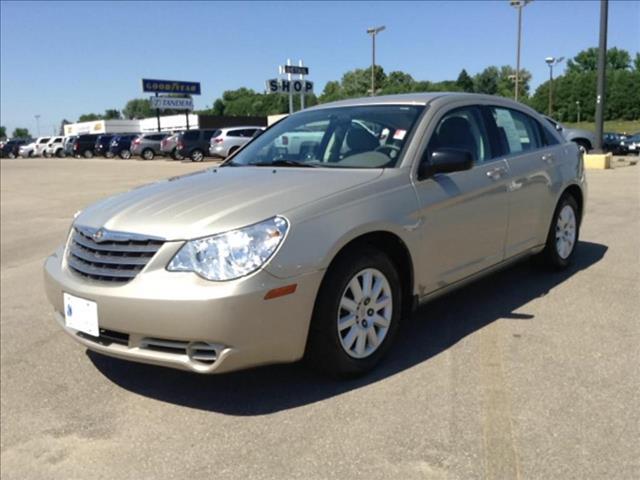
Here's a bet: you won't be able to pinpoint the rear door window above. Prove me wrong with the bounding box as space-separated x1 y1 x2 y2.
490 107 542 154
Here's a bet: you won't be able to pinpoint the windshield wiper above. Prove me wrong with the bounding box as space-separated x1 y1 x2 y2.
251 160 318 168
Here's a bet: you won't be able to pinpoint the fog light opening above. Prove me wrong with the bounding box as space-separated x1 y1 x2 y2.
187 342 218 365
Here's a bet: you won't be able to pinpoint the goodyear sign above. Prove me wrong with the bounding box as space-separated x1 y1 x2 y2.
142 79 201 95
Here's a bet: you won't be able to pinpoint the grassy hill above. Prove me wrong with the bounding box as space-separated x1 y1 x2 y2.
563 120 640 134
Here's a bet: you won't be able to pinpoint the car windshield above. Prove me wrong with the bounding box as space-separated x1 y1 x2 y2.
226 104 424 169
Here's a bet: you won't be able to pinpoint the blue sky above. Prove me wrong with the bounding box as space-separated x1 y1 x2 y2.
1 0 638 136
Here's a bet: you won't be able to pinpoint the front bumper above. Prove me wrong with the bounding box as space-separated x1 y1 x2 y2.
44 244 323 373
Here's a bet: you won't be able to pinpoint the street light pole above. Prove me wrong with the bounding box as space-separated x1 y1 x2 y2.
576 101 581 123
545 56 564 117
510 0 530 102
367 26 385 96
35 115 41 136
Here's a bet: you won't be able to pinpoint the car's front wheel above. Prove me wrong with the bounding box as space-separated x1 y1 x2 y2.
141 148 154 160
119 149 131 159
83 150 93 158
541 194 580 269
306 247 402 376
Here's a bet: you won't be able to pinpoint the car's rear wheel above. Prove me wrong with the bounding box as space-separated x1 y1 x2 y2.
227 146 239 157
305 247 402 377
8 152 15 159
83 150 93 158
141 148 154 160
119 149 131 160
190 149 204 162
56 149 64 158
171 149 183 161
540 194 580 269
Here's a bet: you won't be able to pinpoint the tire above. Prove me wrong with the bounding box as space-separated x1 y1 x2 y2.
227 146 239 157
574 139 590 154
141 149 154 160
190 149 204 162
119 149 131 160
44 151 52 158
305 247 402 377
83 150 93 158
8 152 15 159
171 149 183 161
540 194 580 269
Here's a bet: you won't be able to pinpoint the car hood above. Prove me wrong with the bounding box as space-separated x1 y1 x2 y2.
75 167 383 240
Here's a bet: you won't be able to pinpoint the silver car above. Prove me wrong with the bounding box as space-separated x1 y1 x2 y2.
44 93 586 376
209 126 265 158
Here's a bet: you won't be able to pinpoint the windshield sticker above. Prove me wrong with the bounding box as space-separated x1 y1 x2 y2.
393 129 407 140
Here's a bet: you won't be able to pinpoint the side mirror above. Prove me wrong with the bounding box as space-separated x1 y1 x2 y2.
555 124 563 132
418 148 473 180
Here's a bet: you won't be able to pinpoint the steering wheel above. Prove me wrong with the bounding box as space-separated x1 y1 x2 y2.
375 144 402 158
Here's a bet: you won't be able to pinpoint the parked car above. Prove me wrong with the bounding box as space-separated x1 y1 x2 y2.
625 134 640 155
108 134 139 159
73 134 99 158
33 137 52 157
0 139 29 158
175 129 219 162
544 117 595 153
208 127 264 158
160 132 184 160
19 141 36 158
130 132 171 160
63 136 77 157
44 93 586 376
43 136 65 158
94 135 115 157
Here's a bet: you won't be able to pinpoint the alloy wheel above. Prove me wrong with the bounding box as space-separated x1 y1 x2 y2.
337 268 392 359
555 204 576 259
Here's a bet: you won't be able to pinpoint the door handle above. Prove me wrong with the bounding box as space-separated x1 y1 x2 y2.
542 153 554 164
486 167 507 180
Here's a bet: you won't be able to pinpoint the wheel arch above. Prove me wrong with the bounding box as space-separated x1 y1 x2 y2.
321 230 415 316
562 183 584 225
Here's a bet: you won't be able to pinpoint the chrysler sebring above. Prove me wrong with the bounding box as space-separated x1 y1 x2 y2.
44 93 586 376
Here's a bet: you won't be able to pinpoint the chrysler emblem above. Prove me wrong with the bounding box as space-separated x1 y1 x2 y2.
92 228 105 242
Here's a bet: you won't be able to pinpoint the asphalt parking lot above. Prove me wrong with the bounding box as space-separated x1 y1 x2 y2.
1 157 638 480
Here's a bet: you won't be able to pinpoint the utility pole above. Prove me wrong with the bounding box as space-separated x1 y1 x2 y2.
594 0 608 152
576 101 581 123
367 26 385 96
35 115 41 136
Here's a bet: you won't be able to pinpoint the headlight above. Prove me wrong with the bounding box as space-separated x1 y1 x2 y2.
167 216 288 281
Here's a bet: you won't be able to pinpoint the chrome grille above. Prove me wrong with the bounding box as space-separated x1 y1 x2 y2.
67 226 164 283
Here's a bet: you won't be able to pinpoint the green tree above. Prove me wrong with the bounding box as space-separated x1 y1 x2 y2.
78 113 102 122
634 52 640 72
0 126 6 139
341 66 386 97
382 71 415 94
319 81 343 103
456 69 474 92
474 66 500 95
12 128 30 138
103 109 121 120
122 98 154 119
212 98 225 116
566 47 632 73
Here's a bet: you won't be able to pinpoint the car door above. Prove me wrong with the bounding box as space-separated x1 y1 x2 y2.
413 105 510 293
487 106 558 257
